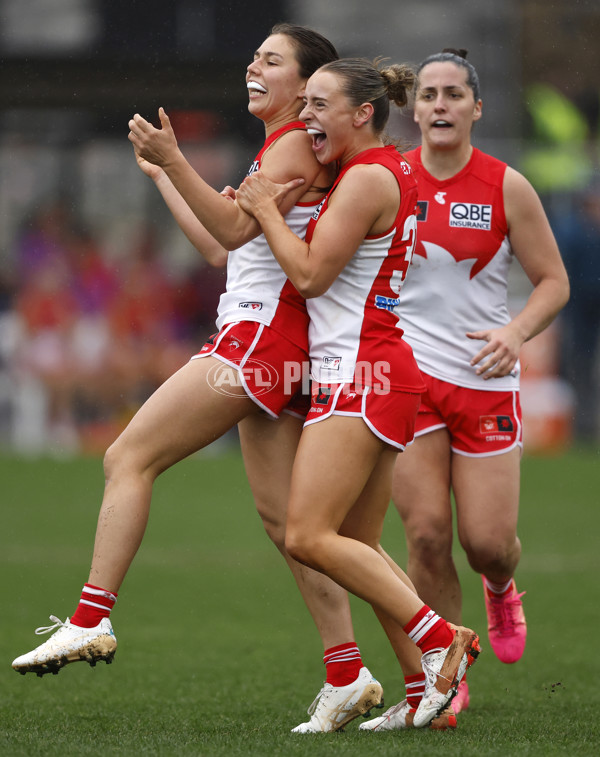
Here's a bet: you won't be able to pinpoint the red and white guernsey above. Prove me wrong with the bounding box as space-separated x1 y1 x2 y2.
400 146 519 391
305 145 424 392
216 121 319 351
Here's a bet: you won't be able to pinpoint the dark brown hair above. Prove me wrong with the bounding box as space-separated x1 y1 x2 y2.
270 23 339 79
417 48 481 101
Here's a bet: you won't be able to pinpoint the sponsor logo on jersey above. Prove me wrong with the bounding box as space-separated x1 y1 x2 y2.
247 160 259 176
314 386 331 405
435 191 447 204
479 415 514 434
401 161 412 175
416 201 428 221
375 294 401 312
450 202 492 230
239 301 263 310
322 356 341 370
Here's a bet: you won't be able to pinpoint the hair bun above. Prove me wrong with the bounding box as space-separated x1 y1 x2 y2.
442 47 468 59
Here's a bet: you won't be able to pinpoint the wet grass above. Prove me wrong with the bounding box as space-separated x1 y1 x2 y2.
1 446 599 755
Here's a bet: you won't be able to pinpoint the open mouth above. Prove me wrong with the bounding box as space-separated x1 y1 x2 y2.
247 81 267 95
307 127 326 148
432 120 452 128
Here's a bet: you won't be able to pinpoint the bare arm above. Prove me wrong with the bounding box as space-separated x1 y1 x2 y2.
467 167 570 379
135 153 228 267
128 108 322 250
236 164 398 297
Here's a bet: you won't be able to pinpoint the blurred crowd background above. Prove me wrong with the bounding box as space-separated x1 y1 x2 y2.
0 0 599 456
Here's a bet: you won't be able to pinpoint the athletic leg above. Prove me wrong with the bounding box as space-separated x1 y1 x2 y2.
285 417 479 728
286 417 428 623
453 448 526 664
238 413 355 650
393 429 462 623
89 356 259 592
452 448 521 580
12 356 259 675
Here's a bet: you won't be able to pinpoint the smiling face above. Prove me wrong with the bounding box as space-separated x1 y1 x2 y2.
246 33 306 124
414 61 482 151
300 70 369 165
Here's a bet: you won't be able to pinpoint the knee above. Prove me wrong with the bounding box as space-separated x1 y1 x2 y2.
255 501 286 551
406 518 453 564
103 433 149 485
103 437 123 482
462 532 520 574
285 525 323 570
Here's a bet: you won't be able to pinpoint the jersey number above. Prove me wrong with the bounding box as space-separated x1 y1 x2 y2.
389 213 417 293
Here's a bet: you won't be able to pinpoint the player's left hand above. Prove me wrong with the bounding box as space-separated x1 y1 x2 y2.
236 171 304 218
467 324 523 379
128 107 179 168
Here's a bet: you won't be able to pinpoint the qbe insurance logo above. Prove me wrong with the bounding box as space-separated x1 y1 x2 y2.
206 359 279 397
449 202 492 229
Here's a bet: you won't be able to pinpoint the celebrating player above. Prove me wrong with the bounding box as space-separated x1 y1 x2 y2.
362 49 569 728
11 25 389 732
236 56 481 731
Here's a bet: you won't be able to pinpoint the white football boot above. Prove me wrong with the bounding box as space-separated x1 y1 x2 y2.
292 666 383 733
413 625 480 728
359 698 457 731
12 615 117 676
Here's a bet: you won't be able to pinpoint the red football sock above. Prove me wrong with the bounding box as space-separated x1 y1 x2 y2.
70 583 118 628
324 642 363 686
404 606 454 654
405 672 426 709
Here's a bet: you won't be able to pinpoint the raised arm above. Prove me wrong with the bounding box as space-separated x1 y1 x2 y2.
467 167 570 379
135 152 228 268
128 109 322 250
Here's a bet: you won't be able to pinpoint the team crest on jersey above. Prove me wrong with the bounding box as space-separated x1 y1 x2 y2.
322 356 341 371
239 301 263 311
435 192 447 204
479 415 514 434
375 294 401 312
450 202 492 230
247 160 259 176
416 201 428 221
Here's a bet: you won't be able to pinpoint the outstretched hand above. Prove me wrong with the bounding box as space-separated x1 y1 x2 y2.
467 324 523 379
134 150 163 181
128 107 179 168
236 171 305 218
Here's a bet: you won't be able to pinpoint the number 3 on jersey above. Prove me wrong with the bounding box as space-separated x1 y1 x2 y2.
390 213 417 293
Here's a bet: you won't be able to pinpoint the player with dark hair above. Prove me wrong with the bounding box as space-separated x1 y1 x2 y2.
360 49 569 729
11 25 390 733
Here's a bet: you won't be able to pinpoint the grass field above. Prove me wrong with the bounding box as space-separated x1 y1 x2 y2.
1 445 599 756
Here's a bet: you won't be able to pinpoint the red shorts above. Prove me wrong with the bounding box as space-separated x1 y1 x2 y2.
284 390 312 419
193 321 309 418
416 373 523 456
305 382 421 450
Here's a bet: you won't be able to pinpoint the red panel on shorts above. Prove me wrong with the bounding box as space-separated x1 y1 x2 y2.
305 382 421 450
193 321 309 418
415 372 523 456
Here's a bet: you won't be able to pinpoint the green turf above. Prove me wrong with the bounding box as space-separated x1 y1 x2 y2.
1 446 599 756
